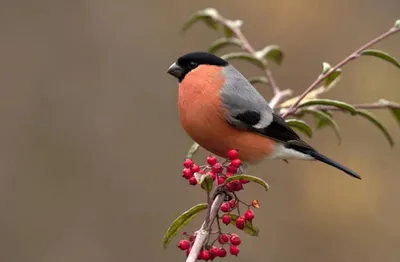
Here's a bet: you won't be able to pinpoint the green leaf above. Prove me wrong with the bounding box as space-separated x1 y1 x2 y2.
361 49 400 69
379 99 400 127
186 142 200 159
302 109 342 144
248 76 269 85
229 214 260 236
181 8 219 33
356 109 394 147
255 45 284 65
223 25 233 37
322 62 331 74
298 99 357 115
285 119 313 138
395 20 400 29
221 52 265 69
226 174 269 191
208 37 242 53
162 203 208 249
201 174 214 192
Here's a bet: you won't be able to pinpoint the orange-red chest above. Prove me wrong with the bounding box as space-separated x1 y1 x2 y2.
177 65 276 162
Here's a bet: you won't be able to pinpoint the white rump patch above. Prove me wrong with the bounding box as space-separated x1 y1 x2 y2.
266 144 314 161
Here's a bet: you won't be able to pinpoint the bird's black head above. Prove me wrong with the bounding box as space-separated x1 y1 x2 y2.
167 52 229 82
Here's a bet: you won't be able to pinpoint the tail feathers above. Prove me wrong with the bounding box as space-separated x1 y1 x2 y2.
307 150 361 180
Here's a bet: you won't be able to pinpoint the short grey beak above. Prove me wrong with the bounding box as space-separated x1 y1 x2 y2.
167 63 183 79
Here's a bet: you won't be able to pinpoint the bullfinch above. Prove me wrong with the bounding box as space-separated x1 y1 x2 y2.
167 51 361 179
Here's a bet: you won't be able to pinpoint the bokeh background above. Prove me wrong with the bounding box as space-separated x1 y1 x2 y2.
1 1 399 261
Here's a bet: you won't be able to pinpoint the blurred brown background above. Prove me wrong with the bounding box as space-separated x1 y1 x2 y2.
0 0 399 261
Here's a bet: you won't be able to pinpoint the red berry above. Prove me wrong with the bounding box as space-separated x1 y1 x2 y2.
231 159 242 167
220 202 231 212
241 179 249 184
212 163 223 174
236 216 245 230
182 168 193 179
207 155 218 166
209 172 216 181
244 209 255 221
199 250 210 261
218 233 229 244
226 182 235 192
189 233 197 242
217 176 226 185
210 246 220 258
183 159 194 168
186 246 192 256
178 239 191 250
230 234 241 246
228 149 239 160
189 177 197 185
227 181 243 192
230 245 240 256
229 199 237 208
222 214 231 225
225 172 234 177
227 165 238 174
191 164 200 173
218 247 227 257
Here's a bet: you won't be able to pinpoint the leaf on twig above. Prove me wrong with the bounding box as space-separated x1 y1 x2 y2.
302 109 342 144
226 174 269 191
201 174 214 192
379 99 400 127
285 119 313 138
208 37 242 53
229 214 260 236
322 62 331 73
321 62 342 87
356 109 394 147
181 8 220 33
162 203 208 249
186 142 200 159
255 45 284 65
395 20 400 29
298 99 357 115
221 52 265 69
360 49 400 69
248 76 269 85
223 25 233 37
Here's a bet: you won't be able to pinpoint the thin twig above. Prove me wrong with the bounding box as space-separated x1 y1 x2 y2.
282 26 400 118
214 16 292 106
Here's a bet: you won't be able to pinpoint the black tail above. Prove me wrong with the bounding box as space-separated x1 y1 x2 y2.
308 150 361 180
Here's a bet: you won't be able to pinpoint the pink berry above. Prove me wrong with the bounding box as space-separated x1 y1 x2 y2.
230 234 241 246
186 246 192 256
241 179 249 184
244 209 255 221
236 216 245 230
182 168 193 179
209 172 216 181
222 214 231 225
227 165 238 174
217 176 226 185
230 245 240 256
226 182 236 192
207 155 218 166
199 250 210 261
189 177 197 185
225 172 234 177
210 246 220 258
229 199 237 208
178 239 191 250
218 233 229 244
228 149 239 160
218 247 227 257
220 202 231 212
191 164 200 173
183 159 194 168
212 163 223 174
231 159 242 167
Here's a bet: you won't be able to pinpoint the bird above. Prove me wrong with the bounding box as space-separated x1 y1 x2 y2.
167 51 361 179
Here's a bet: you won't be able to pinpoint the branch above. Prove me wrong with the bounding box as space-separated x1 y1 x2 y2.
186 193 225 262
213 16 293 107
282 25 400 118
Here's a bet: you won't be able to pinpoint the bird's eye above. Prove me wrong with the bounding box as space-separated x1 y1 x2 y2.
188 62 198 69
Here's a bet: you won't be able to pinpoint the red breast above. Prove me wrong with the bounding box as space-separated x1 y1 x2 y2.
178 65 277 163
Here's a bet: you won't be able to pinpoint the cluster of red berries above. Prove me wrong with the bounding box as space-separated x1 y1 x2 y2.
182 149 248 191
178 232 242 260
